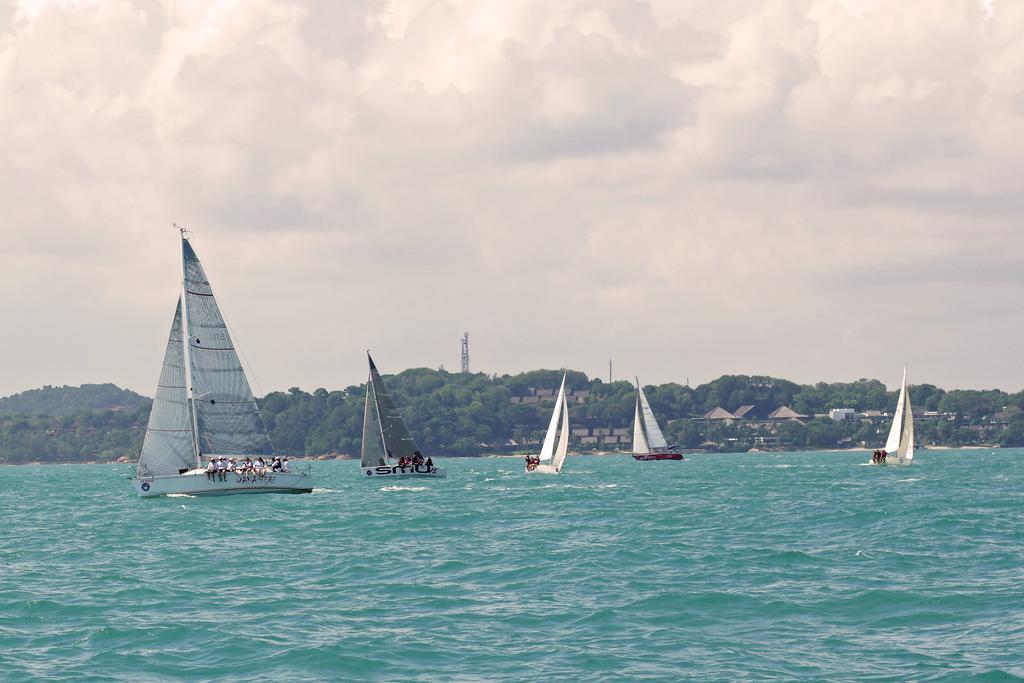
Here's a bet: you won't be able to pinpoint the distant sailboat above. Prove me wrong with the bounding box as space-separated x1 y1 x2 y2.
132 229 312 496
526 372 570 475
360 353 445 479
631 379 684 461
870 366 915 466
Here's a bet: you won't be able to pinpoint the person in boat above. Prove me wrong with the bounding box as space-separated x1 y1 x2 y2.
228 458 237 472
281 457 291 473
217 456 229 481
880 450 887 463
271 457 282 472
255 457 267 478
425 457 433 470
241 456 252 473
206 457 217 481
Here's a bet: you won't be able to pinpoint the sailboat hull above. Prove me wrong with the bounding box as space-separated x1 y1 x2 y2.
133 470 313 497
362 465 447 479
632 453 684 461
525 464 560 474
867 458 912 466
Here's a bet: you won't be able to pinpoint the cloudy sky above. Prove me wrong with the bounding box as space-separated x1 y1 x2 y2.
1 0 1023 397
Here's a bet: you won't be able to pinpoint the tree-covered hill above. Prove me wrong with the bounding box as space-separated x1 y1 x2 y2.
0 408 149 463
0 383 149 417
3 371 1024 464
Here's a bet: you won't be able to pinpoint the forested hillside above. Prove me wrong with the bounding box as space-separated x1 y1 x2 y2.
3 372 1024 464
0 383 148 417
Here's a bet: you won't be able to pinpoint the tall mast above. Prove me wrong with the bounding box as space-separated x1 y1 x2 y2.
176 225 202 467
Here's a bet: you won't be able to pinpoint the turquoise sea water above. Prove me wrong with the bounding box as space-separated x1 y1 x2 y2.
2 450 1023 681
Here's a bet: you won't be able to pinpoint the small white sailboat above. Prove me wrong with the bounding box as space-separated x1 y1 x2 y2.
132 229 312 496
632 379 683 462
870 366 915 466
526 372 570 475
360 353 446 479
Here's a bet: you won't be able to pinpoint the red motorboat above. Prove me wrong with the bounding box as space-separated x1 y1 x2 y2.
632 453 684 461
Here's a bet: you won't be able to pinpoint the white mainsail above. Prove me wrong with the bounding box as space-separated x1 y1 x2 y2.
899 389 915 462
138 298 197 476
181 238 272 458
539 373 569 465
551 385 570 471
632 394 650 454
360 377 387 467
633 381 668 454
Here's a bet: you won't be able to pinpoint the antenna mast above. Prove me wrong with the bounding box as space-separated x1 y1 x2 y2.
461 332 470 373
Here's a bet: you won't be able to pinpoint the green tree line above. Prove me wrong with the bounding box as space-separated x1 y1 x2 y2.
3 371 1024 464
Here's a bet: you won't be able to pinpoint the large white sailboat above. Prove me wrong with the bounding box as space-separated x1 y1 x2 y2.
632 379 684 461
870 366 915 466
360 353 446 479
132 230 312 496
526 372 570 475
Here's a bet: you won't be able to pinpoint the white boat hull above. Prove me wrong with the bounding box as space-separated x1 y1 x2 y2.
362 464 447 479
867 457 912 466
525 464 560 475
133 470 313 497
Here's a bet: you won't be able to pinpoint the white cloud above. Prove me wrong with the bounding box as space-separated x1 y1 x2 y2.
2 0 1024 397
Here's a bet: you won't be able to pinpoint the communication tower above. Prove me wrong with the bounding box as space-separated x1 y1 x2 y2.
461 332 470 373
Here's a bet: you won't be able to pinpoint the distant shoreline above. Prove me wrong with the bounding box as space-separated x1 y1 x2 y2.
5 445 1007 466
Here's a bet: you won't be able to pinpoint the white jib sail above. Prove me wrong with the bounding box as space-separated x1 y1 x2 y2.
551 388 570 471
181 237 272 457
360 375 387 467
538 372 567 462
638 384 668 450
632 391 650 454
884 366 908 454
138 298 197 476
899 384 915 462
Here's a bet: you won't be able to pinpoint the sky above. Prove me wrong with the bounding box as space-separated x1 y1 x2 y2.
2 0 1023 398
